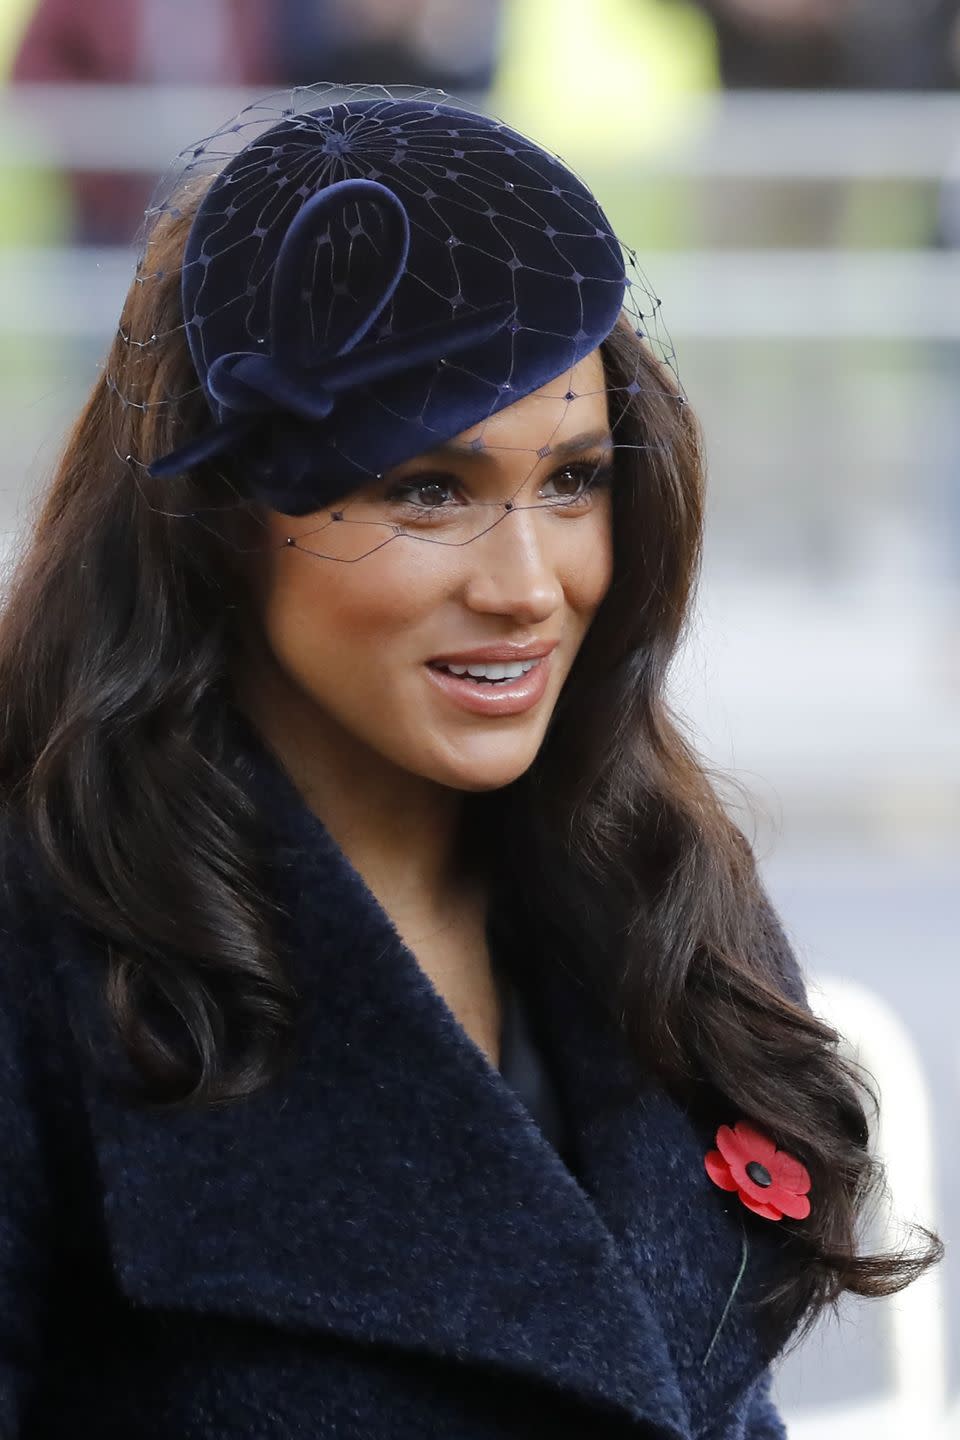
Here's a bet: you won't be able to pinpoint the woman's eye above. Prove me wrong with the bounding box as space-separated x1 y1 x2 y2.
384 477 456 510
550 463 600 498
546 460 614 503
383 458 613 514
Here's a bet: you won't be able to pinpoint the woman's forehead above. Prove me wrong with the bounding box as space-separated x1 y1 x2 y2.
440 350 609 458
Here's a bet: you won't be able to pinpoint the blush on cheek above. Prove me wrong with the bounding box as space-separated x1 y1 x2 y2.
264 560 440 700
566 520 614 613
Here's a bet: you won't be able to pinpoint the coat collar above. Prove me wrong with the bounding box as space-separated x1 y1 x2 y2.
55 707 797 1437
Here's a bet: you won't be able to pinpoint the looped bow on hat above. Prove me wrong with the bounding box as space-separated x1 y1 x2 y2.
148 178 514 480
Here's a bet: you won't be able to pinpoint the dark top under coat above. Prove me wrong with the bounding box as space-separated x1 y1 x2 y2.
496 957 576 1171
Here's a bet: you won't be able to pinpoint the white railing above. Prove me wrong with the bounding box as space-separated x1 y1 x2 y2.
0 85 959 180
778 976 950 1439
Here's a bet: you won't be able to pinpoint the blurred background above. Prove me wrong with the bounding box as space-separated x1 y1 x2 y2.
0 0 956 1433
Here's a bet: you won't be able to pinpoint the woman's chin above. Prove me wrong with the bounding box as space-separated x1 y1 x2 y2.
416 743 542 794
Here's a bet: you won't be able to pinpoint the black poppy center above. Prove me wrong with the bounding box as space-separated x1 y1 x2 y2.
745 1161 772 1188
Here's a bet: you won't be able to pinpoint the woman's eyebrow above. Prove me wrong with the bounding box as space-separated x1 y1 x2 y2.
417 428 615 465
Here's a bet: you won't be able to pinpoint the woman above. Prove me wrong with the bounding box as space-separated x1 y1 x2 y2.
0 86 941 1438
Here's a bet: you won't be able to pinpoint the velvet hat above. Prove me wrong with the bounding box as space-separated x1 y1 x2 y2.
143 89 642 517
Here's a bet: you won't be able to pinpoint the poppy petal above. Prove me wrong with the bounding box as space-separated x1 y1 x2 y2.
769 1150 811 1195
705 1150 740 1191
733 1120 779 1163
738 1190 784 1221
713 1124 746 1166
770 1187 811 1221
716 1121 776 1168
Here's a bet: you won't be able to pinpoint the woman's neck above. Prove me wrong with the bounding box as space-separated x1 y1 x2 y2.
232 667 485 938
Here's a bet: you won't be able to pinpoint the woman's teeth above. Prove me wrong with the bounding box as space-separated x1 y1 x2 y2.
432 659 540 684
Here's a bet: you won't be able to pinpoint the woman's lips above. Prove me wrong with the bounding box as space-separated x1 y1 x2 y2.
423 654 552 716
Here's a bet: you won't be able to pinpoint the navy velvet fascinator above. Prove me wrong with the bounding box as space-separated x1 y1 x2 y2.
121 83 678 543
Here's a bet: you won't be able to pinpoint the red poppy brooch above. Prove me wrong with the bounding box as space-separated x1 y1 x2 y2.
704 1120 811 1221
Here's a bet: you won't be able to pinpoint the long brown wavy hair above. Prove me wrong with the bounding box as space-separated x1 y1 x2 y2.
0 189 942 1347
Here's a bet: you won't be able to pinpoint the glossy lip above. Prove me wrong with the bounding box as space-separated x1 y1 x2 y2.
423 651 553 716
427 640 559 665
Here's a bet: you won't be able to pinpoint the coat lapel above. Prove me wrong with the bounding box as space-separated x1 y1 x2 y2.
514 918 795 1435
54 709 793 1437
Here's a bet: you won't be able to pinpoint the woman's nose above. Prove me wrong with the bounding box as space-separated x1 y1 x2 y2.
459 503 565 620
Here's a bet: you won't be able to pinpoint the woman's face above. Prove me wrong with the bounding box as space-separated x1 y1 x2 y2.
242 348 614 795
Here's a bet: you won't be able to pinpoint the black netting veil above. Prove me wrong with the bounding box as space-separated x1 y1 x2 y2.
110 81 682 563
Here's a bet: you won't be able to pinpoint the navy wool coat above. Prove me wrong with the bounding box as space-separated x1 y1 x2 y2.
0 714 810 1438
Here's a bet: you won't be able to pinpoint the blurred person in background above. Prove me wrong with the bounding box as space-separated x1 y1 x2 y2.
0 0 70 246
665 0 960 244
683 0 960 89
493 0 716 163
9 0 506 247
9 0 279 244
273 0 504 93
491 0 717 254
683 0 855 88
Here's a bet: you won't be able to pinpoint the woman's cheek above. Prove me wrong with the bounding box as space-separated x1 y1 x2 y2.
564 511 615 613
